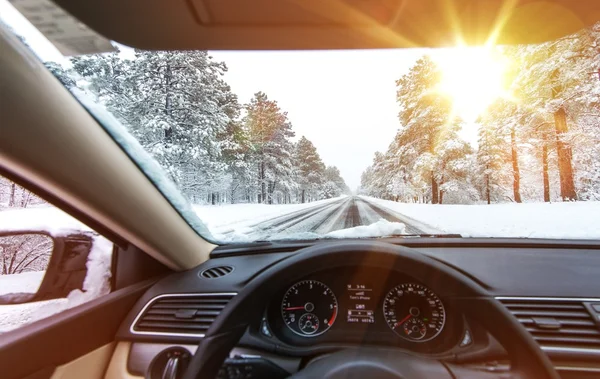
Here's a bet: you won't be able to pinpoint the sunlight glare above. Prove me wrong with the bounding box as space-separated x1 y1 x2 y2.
435 47 509 123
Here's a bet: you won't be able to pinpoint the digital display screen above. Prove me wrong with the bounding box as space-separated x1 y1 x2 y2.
345 284 375 324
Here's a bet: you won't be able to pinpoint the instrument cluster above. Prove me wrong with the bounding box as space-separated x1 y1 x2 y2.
268 267 460 351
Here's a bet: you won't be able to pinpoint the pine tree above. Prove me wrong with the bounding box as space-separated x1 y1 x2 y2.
295 137 326 202
480 99 525 202
394 56 456 203
70 49 138 125
72 50 239 202
244 92 295 204
476 122 509 204
324 166 350 195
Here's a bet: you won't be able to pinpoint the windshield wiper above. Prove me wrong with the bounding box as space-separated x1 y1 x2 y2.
376 233 463 239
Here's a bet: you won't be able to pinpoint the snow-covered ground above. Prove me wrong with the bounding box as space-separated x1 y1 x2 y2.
194 195 600 240
0 205 93 235
0 271 45 296
193 196 347 241
363 196 600 239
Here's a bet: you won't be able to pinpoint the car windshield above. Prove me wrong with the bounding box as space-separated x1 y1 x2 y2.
2 2 599 243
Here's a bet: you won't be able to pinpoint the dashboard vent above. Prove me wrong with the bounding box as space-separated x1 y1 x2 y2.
132 293 235 337
200 266 234 279
499 298 600 349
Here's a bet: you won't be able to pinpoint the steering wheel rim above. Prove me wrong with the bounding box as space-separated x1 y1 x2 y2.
182 241 559 379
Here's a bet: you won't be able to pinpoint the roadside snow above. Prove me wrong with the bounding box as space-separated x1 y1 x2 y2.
0 272 45 296
0 206 92 236
362 196 600 239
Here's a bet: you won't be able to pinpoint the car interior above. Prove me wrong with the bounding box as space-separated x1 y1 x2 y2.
1 1 599 379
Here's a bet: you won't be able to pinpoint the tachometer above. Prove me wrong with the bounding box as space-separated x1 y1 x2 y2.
281 280 338 337
383 283 446 342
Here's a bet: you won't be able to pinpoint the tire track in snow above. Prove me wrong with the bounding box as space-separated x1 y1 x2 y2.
342 198 362 229
308 198 356 233
218 197 348 237
357 197 443 234
245 197 351 239
220 196 442 241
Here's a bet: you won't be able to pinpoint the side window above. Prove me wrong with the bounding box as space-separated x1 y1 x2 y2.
0 175 113 333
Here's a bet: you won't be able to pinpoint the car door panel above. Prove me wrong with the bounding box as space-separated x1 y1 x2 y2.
49 343 115 379
0 279 156 379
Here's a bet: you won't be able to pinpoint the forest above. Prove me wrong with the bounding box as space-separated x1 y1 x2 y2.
360 22 600 204
45 51 350 205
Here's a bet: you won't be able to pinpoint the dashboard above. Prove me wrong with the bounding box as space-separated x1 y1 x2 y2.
116 239 600 379
267 267 461 353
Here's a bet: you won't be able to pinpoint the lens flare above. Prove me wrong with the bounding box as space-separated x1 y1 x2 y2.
435 46 510 123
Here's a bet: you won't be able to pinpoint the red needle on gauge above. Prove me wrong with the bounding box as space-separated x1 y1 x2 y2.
284 306 305 311
328 307 337 326
394 314 412 329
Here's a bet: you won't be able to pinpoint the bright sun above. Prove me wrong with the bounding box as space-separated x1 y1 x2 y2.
435 46 509 123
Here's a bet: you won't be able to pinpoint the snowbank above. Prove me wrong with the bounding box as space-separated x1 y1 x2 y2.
325 219 407 239
0 206 92 236
0 271 45 296
362 196 600 239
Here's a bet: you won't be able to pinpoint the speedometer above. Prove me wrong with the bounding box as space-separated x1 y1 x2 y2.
382 283 446 342
281 280 338 337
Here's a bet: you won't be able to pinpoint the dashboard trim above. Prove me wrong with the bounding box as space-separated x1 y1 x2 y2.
495 296 600 302
541 346 600 356
129 292 238 338
555 365 600 373
496 296 600 358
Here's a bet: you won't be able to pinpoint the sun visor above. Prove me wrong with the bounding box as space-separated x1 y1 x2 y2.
51 0 600 50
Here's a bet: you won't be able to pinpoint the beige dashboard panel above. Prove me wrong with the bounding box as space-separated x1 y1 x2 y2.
105 342 143 379
51 343 115 379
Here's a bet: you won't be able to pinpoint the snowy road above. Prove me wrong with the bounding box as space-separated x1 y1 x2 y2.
218 196 442 241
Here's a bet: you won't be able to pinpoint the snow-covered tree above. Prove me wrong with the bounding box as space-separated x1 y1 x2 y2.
363 23 599 206
1 234 52 275
0 176 45 210
294 136 326 202
72 50 242 202
244 92 296 204
324 166 350 196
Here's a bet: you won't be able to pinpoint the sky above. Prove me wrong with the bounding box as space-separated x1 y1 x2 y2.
1 0 475 191
209 49 432 190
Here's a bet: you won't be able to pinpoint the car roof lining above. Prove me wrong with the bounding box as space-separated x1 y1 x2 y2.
0 25 215 271
52 0 600 50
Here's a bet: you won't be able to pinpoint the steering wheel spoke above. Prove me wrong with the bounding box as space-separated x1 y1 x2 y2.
290 349 452 379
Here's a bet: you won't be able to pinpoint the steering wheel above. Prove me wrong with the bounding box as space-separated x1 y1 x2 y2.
181 241 558 379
